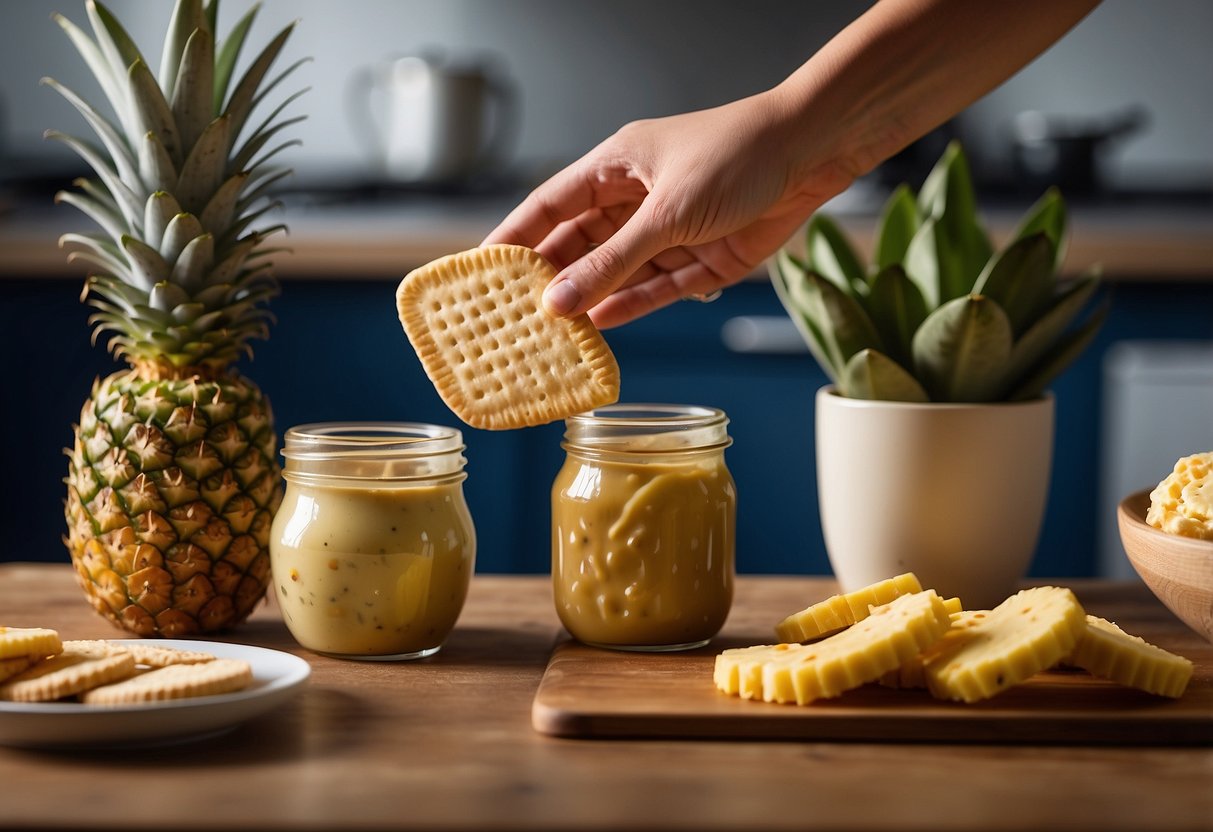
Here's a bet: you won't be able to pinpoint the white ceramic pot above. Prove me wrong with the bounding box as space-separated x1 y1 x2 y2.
815 386 1054 609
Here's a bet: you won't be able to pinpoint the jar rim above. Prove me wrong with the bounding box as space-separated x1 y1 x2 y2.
282 421 464 461
563 403 730 453
566 403 727 428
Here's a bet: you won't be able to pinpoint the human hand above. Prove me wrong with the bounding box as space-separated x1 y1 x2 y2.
482 90 856 328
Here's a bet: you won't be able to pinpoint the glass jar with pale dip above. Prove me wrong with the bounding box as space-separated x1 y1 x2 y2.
270 422 475 660
551 404 736 651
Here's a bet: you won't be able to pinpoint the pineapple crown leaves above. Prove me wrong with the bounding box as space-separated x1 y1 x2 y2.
44 0 309 375
769 142 1107 404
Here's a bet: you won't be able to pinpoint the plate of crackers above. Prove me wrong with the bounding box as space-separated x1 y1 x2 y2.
0 628 310 748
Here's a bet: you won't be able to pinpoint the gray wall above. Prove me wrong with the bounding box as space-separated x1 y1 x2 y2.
3 0 1210 189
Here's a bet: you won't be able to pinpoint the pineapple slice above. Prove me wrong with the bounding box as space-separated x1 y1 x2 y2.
924 586 1086 703
879 610 987 690
774 572 924 643
1065 615 1193 698
0 627 63 661
716 590 952 705
713 643 797 699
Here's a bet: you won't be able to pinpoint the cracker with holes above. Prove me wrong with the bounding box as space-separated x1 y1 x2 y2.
80 658 252 705
396 245 620 430
0 641 135 702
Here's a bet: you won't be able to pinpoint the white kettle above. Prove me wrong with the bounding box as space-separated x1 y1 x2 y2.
348 53 517 185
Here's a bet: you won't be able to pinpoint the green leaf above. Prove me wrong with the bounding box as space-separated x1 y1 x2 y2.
806 213 866 296
804 272 884 373
768 251 839 381
158 0 206 99
87 1 146 88
249 57 311 116
223 22 296 147
170 233 215 292
1007 299 1108 401
222 200 281 247
205 235 263 287
918 142 970 221
52 13 136 139
971 232 1055 336
41 78 139 189
1012 187 1068 270
236 166 291 211
138 130 178 194
915 141 992 297
1003 274 1101 394
230 114 306 173
905 214 988 309
912 295 1013 402
865 264 927 371
199 172 250 235
214 3 259 115
160 212 204 263
171 27 216 155
75 177 122 218
175 114 232 214
170 301 207 325
873 183 920 270
143 191 183 251
44 130 142 229
129 58 182 167
60 232 126 276
121 234 171 291
841 349 929 402
55 189 126 242
149 280 190 312
204 0 220 51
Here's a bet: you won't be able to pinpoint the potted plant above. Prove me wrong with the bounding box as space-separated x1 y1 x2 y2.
770 143 1106 608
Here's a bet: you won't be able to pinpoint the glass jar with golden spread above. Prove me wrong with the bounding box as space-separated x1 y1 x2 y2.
270 423 475 660
552 404 736 651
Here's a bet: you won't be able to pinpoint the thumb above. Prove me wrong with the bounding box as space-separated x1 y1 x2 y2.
542 200 670 317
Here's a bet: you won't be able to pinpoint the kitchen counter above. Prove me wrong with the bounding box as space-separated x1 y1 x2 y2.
1 563 1209 832
2 190 1210 280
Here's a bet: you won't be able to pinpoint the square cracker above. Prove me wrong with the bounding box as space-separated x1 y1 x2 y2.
397 245 620 430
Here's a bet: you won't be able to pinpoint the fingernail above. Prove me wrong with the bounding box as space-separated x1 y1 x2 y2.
544 279 581 316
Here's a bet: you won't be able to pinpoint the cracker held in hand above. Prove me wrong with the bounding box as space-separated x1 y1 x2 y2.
397 245 620 430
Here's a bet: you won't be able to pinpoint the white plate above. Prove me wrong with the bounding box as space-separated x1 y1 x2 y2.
0 639 311 749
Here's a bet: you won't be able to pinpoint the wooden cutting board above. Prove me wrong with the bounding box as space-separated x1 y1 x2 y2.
532 580 1213 745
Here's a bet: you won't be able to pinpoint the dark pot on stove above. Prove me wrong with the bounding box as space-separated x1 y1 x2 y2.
1011 107 1147 195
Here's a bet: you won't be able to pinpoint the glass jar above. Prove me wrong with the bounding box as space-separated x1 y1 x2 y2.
551 404 736 651
270 422 475 660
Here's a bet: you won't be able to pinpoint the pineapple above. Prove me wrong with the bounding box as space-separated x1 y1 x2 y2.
48 0 303 635
770 142 1107 403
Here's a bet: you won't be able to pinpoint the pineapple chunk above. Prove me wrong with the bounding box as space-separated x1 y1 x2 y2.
774 572 924 643
879 610 988 690
924 586 1086 703
0 627 63 661
1065 615 1193 698
716 590 952 705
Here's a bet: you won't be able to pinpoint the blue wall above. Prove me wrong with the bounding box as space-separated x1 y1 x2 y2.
4 275 1210 576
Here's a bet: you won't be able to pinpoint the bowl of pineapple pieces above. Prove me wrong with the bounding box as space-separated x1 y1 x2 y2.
1119 451 1213 643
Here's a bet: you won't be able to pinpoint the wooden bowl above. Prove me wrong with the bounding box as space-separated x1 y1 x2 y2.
1118 488 1213 642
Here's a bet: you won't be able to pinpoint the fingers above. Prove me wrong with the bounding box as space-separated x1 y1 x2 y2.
587 255 744 329
482 165 597 249
535 205 634 271
483 159 649 250
542 200 672 317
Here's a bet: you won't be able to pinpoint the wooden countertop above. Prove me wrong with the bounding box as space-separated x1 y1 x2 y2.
1 563 1209 832
2 194 1210 281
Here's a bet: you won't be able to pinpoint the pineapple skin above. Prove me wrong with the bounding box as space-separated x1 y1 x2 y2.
66 369 283 636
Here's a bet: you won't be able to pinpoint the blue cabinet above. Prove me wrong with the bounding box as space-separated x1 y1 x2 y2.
5 274 1211 578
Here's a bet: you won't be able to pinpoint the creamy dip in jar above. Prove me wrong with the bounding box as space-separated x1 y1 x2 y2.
552 404 736 650
270 423 475 659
